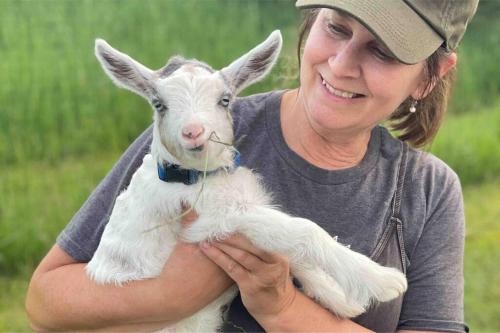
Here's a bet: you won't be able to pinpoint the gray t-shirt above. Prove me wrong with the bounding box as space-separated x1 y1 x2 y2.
58 90 466 332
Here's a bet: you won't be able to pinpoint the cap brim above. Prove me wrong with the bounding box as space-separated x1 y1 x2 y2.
296 0 443 64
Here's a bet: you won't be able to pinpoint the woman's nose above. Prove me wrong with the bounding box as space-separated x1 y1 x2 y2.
328 42 361 79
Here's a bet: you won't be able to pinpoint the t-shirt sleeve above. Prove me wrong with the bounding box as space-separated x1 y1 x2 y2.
398 164 467 332
56 126 153 262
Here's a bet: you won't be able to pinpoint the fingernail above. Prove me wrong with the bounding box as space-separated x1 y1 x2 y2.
201 241 211 249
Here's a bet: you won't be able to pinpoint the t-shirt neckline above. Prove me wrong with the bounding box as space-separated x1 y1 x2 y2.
265 90 381 185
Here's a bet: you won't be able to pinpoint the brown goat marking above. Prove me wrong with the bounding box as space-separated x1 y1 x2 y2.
185 59 215 74
183 64 199 73
158 56 215 79
158 56 186 78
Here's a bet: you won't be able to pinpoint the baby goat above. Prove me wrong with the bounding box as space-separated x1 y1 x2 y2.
86 31 407 333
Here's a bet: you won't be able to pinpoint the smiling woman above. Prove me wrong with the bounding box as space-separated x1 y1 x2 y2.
297 8 458 148
25 0 479 332
290 9 435 167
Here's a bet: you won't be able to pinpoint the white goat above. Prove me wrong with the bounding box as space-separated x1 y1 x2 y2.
86 31 407 333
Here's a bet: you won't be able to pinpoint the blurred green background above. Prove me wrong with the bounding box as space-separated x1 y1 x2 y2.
0 0 498 331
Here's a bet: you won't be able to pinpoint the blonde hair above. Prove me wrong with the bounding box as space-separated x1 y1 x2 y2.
297 9 456 148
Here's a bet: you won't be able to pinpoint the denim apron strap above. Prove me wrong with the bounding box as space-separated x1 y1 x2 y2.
391 142 410 274
355 141 410 332
392 142 409 221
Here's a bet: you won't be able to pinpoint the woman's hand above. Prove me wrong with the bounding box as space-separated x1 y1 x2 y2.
198 234 375 333
199 234 297 321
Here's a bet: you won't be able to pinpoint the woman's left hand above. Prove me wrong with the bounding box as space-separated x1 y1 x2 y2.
200 234 297 320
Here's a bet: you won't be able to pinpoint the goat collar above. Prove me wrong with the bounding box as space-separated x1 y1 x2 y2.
157 151 241 185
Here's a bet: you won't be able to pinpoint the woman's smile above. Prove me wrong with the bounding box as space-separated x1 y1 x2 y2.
297 9 426 135
319 73 364 100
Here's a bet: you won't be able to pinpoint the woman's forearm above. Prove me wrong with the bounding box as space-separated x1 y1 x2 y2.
26 243 233 331
256 290 373 333
26 262 179 331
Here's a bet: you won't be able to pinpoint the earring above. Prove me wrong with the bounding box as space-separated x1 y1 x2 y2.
409 99 418 113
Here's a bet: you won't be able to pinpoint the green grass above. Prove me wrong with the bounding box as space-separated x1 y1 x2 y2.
0 152 124 331
0 276 30 332
449 4 500 114
1 0 499 331
463 181 500 331
0 0 299 166
430 101 500 186
0 152 121 275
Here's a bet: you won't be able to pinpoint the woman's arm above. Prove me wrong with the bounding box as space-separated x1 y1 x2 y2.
199 235 442 333
260 292 438 333
26 244 172 331
200 234 374 332
26 236 233 331
259 289 372 332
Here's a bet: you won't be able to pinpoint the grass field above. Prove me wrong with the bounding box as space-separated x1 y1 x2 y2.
430 101 500 185
1 0 499 331
462 182 500 331
0 0 299 166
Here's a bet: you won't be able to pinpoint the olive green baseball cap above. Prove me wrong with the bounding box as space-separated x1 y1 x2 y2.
295 0 479 64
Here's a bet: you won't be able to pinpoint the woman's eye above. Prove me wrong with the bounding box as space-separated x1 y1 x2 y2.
327 23 347 36
372 46 396 63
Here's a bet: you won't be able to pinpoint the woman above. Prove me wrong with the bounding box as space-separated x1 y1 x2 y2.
26 0 478 332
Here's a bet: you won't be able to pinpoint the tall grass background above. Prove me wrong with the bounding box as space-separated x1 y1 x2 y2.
0 0 298 166
0 0 498 331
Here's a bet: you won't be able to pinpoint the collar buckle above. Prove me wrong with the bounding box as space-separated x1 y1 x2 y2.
157 151 240 185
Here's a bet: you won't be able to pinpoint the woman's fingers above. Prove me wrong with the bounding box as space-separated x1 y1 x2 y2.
200 234 296 319
210 240 263 272
200 241 250 283
218 234 279 264
200 234 289 286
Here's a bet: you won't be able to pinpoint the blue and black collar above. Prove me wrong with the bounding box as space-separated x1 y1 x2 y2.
157 151 241 185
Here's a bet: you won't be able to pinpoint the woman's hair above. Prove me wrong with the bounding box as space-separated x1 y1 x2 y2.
296 9 456 148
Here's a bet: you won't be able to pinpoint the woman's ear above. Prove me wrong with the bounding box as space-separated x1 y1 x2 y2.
411 52 457 99
439 52 458 78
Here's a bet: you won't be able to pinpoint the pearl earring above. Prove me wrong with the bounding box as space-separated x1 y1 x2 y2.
409 99 418 113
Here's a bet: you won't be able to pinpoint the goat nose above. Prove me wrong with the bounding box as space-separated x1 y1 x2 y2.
182 124 205 140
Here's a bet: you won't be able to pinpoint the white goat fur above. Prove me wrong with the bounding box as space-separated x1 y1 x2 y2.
87 31 407 333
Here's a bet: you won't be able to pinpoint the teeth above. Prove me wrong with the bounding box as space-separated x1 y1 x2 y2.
322 79 356 99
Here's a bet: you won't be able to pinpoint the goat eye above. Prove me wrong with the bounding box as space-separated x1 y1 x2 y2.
220 95 230 107
151 98 166 112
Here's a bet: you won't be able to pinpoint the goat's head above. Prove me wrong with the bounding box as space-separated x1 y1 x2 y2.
95 31 282 171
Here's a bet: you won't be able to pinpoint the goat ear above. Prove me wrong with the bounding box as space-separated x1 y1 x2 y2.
221 30 282 94
95 39 154 99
